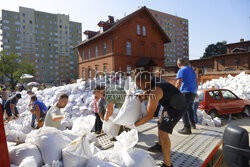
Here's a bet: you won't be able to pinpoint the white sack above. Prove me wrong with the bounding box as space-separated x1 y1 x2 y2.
62 134 99 167
71 115 96 136
213 117 222 126
86 157 120 167
19 156 37 167
113 96 141 126
102 121 120 137
9 143 42 166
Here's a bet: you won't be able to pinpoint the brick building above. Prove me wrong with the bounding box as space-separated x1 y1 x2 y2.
190 39 250 73
76 6 171 80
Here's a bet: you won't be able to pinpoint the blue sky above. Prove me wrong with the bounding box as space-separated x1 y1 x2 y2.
0 0 249 59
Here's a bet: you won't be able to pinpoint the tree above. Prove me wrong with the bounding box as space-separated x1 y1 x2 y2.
202 41 227 59
0 50 35 88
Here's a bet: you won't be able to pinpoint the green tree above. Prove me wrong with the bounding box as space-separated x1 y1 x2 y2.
202 41 227 59
0 50 35 88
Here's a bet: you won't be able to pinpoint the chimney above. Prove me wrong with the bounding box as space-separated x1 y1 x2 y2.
108 16 114 24
240 38 244 42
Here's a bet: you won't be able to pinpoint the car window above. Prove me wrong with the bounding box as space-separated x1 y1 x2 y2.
208 91 221 100
221 90 237 100
197 91 204 101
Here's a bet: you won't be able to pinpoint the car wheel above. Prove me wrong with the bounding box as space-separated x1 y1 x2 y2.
242 106 250 117
209 110 218 119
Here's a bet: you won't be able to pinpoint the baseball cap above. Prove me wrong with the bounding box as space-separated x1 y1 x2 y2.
16 93 22 99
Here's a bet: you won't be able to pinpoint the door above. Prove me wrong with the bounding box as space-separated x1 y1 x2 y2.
207 90 223 115
221 90 242 114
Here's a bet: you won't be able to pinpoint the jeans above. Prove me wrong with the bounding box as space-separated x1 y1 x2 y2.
182 92 196 128
95 113 103 133
31 113 36 127
193 102 200 123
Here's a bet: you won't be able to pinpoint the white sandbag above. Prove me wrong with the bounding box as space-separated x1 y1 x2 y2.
19 156 37 167
213 117 221 126
202 110 211 120
113 96 141 126
42 160 63 167
114 129 155 167
35 133 71 165
86 157 120 167
71 115 96 136
141 102 147 117
25 127 71 165
202 118 215 127
122 148 156 167
9 143 43 166
103 121 120 137
62 134 99 167
93 150 124 166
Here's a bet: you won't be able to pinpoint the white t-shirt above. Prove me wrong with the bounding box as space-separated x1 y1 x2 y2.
44 105 62 130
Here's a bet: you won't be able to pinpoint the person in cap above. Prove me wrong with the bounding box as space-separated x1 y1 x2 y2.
4 93 22 121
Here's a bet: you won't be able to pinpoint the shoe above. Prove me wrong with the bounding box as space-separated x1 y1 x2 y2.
161 163 173 167
178 127 191 135
190 122 196 129
148 142 162 152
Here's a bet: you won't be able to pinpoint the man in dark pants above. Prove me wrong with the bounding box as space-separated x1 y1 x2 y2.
176 58 197 135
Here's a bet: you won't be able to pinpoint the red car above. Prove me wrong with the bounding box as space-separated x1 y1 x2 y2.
198 88 250 118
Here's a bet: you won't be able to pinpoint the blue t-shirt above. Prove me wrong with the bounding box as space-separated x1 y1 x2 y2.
176 66 197 94
33 100 48 114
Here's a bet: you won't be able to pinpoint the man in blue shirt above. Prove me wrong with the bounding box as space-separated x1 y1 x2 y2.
30 95 48 128
176 58 197 135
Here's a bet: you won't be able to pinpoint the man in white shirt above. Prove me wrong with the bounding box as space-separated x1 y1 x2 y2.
44 94 68 130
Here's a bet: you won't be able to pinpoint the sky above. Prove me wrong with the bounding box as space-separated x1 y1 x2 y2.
0 0 249 60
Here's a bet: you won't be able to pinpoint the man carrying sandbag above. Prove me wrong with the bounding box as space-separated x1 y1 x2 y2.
44 94 68 130
94 85 127 138
30 95 48 128
134 72 187 167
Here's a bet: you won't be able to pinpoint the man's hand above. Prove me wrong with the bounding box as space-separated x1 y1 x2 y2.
30 109 35 113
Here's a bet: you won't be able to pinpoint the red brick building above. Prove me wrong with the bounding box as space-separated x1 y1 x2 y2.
190 39 250 73
75 6 171 80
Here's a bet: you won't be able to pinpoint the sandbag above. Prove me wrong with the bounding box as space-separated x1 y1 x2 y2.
113 96 141 126
71 115 96 136
42 160 63 167
103 121 120 137
93 150 124 166
19 156 37 167
114 129 155 167
9 143 42 166
62 134 99 167
86 157 120 167
213 117 221 126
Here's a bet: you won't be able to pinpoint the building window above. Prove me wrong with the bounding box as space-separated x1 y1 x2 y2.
126 41 132 55
221 59 225 65
88 67 91 79
103 65 107 74
127 65 132 74
82 69 85 80
95 66 98 76
88 49 91 59
142 26 146 36
95 46 98 58
137 25 140 35
82 51 84 61
104 43 106 55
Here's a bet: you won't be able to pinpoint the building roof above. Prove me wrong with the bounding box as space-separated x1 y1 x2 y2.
74 6 171 49
225 40 250 46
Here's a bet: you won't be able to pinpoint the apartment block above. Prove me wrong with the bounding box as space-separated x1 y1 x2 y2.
149 9 189 66
0 7 82 83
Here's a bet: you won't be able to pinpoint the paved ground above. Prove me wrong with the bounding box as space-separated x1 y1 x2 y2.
134 116 250 167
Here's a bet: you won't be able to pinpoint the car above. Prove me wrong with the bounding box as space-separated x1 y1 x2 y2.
197 88 250 118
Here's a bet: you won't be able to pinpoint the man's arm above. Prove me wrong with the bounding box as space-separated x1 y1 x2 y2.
135 87 163 127
104 102 114 121
176 78 183 90
34 104 40 120
51 114 64 122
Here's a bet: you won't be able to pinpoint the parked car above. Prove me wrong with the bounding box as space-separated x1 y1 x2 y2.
198 88 250 118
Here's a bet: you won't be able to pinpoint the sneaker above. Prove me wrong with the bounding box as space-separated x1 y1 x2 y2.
148 142 162 152
190 122 196 129
178 127 191 135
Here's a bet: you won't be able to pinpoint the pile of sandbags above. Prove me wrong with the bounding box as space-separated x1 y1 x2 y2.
201 72 250 100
